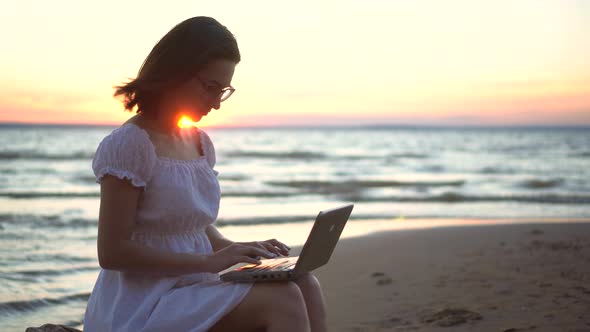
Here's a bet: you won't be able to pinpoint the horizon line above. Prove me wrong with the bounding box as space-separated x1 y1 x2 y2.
1 121 589 130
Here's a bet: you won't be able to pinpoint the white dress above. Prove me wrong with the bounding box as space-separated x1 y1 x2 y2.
84 123 253 332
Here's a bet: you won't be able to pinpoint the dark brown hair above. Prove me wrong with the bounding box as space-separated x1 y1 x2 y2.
113 16 240 116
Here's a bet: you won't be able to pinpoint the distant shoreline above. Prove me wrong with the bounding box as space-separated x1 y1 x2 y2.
1 121 589 130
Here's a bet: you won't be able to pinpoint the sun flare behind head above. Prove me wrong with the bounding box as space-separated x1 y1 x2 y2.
177 116 195 129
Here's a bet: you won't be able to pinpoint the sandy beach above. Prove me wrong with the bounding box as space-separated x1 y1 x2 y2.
307 221 590 332
23 220 590 332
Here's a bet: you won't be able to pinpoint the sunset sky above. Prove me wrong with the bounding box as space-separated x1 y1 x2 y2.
0 0 589 127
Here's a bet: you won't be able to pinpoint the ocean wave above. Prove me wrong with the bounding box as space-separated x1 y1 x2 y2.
224 151 326 159
218 174 250 181
73 175 98 184
0 214 96 228
1 168 58 175
0 192 99 199
22 253 95 263
569 152 590 158
0 232 27 240
387 153 430 159
221 191 299 198
216 215 312 226
520 178 564 189
216 213 399 226
479 166 516 174
336 154 380 160
358 192 590 204
418 165 446 172
10 266 99 277
222 150 379 161
0 292 89 314
267 179 466 193
0 151 94 160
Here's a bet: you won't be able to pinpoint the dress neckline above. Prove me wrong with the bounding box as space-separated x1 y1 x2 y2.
122 122 207 163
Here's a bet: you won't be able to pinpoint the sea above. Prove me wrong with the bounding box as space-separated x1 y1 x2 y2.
0 124 589 330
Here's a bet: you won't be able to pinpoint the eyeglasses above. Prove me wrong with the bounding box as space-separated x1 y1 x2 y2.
195 75 235 102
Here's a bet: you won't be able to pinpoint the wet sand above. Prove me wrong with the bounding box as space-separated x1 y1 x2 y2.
309 222 590 332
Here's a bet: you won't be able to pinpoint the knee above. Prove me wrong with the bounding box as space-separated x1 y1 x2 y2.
295 273 326 312
295 272 322 293
295 273 327 328
284 281 308 308
272 281 309 317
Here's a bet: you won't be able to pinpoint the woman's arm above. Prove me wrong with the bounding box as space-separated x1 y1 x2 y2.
205 225 234 252
97 175 209 275
96 175 272 275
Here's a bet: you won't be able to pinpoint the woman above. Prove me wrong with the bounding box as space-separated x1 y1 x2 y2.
84 17 327 332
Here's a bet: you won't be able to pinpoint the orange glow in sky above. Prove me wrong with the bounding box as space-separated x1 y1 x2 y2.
0 1 589 127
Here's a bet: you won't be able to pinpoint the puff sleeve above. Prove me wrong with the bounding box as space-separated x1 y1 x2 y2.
198 129 219 176
92 125 157 189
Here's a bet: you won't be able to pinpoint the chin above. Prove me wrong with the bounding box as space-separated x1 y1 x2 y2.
199 109 212 118
183 110 205 121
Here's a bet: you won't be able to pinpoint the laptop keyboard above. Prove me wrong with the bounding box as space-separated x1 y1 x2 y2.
237 257 298 272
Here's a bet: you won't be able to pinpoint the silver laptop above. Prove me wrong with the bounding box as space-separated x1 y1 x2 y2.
220 204 354 282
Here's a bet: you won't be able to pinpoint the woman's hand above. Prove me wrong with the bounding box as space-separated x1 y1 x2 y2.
236 239 291 257
203 242 279 273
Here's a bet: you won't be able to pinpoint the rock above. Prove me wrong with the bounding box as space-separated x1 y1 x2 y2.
25 324 82 332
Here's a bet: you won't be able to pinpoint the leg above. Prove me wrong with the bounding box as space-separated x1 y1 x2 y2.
209 281 310 332
294 273 327 332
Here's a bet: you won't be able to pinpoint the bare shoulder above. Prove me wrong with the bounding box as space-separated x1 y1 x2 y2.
122 114 143 128
120 114 155 139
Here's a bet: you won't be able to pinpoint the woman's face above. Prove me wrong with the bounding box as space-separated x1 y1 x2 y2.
173 59 237 121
